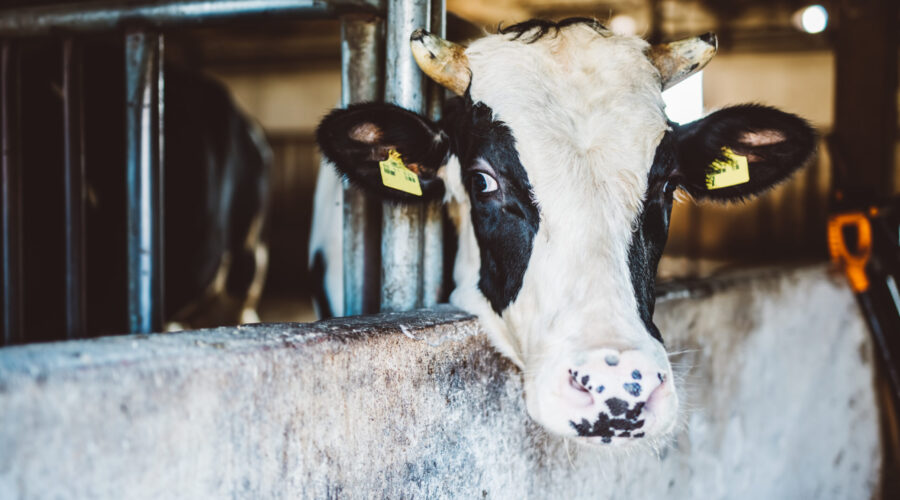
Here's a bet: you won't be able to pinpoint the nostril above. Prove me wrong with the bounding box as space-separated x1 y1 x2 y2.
563 370 594 407
569 374 589 394
645 377 672 414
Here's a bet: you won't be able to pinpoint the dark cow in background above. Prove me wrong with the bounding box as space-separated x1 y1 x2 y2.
314 18 816 446
19 40 269 339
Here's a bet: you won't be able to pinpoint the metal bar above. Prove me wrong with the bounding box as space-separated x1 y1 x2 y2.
62 38 86 339
425 0 444 121
381 0 429 312
0 0 385 36
421 0 444 307
125 30 164 333
341 14 383 316
1 41 23 345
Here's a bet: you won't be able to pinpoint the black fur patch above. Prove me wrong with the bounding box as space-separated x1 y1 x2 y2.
310 250 333 319
626 131 678 343
676 104 817 202
626 106 816 344
441 97 540 313
316 102 449 201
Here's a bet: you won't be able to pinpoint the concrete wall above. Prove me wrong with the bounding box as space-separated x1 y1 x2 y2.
0 266 881 499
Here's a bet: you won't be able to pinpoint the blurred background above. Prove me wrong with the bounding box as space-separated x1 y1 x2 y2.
2 0 897 339
196 0 891 321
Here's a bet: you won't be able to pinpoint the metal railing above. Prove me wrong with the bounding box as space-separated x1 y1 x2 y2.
0 0 445 344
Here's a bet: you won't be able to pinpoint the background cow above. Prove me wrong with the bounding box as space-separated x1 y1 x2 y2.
314 18 816 446
18 40 270 339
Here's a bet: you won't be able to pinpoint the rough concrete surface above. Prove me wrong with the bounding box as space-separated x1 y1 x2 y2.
0 266 881 499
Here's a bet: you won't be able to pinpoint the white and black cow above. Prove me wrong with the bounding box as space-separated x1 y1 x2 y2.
313 18 816 446
19 40 270 337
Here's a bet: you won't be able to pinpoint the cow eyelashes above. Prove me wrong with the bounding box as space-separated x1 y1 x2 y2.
470 171 499 195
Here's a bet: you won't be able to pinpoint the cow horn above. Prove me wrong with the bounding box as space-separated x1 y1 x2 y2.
649 32 718 90
410 29 470 96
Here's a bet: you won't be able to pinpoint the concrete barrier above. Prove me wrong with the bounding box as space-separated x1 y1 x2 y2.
0 266 881 499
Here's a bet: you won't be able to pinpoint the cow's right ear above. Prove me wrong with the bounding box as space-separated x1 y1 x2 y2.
316 102 449 201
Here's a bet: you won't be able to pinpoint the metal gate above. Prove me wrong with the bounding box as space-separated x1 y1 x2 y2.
0 0 446 345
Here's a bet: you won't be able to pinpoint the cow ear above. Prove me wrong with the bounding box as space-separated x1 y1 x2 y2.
674 104 817 202
316 102 449 202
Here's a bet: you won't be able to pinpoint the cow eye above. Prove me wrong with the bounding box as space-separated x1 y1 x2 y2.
471 172 499 194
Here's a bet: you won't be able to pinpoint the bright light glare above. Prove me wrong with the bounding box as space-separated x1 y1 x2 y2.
801 5 828 34
662 71 703 125
609 15 637 36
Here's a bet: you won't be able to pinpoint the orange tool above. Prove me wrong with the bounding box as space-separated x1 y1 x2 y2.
828 211 873 293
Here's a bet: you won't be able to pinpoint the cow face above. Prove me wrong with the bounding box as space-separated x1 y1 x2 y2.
316 18 816 446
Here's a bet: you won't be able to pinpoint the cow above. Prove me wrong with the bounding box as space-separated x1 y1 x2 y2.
18 40 270 338
312 18 816 446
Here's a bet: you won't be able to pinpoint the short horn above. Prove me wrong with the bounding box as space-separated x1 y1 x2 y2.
649 32 717 90
410 29 470 96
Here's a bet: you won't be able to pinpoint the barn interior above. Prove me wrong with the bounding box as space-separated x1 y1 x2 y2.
186 0 851 324
1 1 899 498
1 0 896 337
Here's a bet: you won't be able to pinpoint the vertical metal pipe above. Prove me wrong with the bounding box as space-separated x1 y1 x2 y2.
381 0 429 312
125 30 164 333
1 41 23 345
62 38 86 339
425 0 445 121
341 14 384 316
421 0 445 307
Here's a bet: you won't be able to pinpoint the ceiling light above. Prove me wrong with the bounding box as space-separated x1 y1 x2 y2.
797 5 828 34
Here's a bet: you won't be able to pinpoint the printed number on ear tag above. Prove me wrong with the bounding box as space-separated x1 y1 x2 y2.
379 150 422 196
705 147 750 190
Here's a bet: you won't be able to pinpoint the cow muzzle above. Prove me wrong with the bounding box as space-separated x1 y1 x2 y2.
527 347 678 445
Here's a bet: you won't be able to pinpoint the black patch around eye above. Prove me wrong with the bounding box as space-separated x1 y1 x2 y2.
441 98 540 313
626 129 678 344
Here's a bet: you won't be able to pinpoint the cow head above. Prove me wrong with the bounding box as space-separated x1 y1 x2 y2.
316 18 816 446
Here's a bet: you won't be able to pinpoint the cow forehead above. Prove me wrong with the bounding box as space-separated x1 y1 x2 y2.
463 27 667 241
464 27 668 221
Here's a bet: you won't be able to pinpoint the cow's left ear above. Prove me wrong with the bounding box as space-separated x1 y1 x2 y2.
316 102 449 202
673 104 817 202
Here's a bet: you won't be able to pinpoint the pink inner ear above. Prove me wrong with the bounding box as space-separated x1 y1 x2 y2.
349 122 382 144
739 130 785 147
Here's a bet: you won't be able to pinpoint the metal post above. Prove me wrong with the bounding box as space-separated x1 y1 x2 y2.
125 30 164 333
1 41 23 345
425 0 444 121
0 0 373 36
421 0 444 307
342 14 384 316
381 0 429 312
62 38 86 339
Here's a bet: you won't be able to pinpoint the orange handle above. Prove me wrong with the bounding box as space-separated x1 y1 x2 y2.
827 212 872 293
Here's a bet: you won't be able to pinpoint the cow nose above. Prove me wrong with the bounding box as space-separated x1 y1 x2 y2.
560 348 673 444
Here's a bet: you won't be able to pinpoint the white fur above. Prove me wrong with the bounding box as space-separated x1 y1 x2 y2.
442 25 677 441
309 162 344 318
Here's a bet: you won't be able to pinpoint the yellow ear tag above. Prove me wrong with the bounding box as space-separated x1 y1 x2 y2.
705 147 750 190
379 149 422 196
